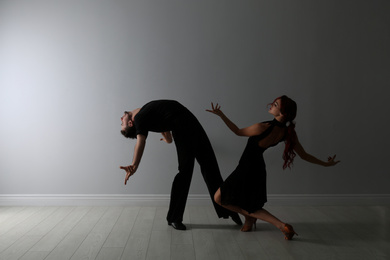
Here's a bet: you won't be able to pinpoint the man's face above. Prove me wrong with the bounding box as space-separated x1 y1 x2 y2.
121 111 132 131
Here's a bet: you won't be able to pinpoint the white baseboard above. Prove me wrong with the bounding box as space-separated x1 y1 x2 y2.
0 194 389 206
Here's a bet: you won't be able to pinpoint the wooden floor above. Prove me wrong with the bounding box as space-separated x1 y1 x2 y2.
0 205 389 260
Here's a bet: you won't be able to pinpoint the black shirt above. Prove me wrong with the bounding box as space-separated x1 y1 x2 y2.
134 100 192 138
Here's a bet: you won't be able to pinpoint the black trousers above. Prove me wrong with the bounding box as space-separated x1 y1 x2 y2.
166 118 232 223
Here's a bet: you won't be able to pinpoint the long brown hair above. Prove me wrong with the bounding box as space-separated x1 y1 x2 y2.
271 95 297 169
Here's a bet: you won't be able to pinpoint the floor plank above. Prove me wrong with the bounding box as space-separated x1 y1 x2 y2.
0 207 58 253
120 207 156 260
102 206 140 248
29 206 91 252
70 207 123 260
0 205 388 260
44 207 107 260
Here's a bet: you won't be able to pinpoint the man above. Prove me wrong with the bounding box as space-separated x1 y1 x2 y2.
120 100 242 230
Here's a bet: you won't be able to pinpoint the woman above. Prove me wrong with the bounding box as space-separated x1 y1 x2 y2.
206 95 339 240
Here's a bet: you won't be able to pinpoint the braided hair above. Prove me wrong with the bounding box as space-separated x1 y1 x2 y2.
271 95 297 169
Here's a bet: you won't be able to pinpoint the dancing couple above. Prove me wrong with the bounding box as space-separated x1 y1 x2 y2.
120 97 339 239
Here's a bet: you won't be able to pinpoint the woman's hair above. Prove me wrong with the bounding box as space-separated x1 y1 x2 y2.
271 95 298 169
121 126 137 139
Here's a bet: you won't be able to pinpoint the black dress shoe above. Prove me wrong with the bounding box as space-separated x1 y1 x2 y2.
230 213 243 225
168 222 187 230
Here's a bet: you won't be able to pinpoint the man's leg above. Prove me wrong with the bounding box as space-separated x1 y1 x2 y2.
166 135 195 226
195 129 242 224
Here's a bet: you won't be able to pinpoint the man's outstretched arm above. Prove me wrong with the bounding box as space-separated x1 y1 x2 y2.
120 134 146 185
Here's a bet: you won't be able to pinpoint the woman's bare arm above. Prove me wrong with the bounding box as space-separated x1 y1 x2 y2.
293 136 340 167
206 102 268 137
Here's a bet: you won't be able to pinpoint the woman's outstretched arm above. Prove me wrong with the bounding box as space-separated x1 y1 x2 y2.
206 102 266 137
293 136 340 167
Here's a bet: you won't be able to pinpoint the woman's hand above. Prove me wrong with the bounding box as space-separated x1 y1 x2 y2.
206 102 224 117
325 155 340 166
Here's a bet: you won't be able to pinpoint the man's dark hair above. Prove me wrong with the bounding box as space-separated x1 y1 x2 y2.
121 126 137 139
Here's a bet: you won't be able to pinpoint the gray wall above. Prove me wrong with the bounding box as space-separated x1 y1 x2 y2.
1 0 389 195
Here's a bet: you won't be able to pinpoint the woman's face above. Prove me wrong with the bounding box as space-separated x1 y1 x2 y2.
268 98 282 117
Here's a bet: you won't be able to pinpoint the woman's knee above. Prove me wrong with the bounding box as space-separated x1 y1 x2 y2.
214 189 222 205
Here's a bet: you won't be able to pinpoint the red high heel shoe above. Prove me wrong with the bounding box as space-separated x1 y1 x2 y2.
241 217 257 232
282 224 298 240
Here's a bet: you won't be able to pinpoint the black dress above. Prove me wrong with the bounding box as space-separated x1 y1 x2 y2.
220 119 286 214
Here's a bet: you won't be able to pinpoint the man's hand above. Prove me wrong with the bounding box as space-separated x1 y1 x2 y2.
160 131 173 143
120 134 145 185
119 165 138 185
